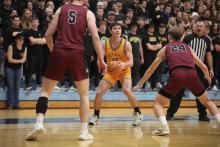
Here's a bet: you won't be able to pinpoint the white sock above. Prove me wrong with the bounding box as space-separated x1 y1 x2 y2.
36 115 44 124
214 114 220 123
81 123 88 134
159 116 167 125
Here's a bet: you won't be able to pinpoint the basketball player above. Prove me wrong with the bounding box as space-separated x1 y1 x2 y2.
89 22 143 126
26 0 106 141
134 26 220 135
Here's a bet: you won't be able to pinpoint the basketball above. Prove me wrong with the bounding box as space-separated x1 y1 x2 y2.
107 61 123 77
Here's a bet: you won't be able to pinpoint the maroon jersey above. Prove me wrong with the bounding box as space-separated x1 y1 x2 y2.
55 4 87 50
165 41 195 72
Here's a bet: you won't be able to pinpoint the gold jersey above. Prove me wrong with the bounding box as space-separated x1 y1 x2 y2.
105 38 128 63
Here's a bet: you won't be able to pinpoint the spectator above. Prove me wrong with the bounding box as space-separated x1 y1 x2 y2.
5 32 27 109
127 22 144 87
25 17 46 90
21 8 32 30
0 0 14 28
3 15 23 51
211 27 220 90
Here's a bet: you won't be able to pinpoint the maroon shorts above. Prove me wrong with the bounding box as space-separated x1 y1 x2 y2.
159 68 205 99
44 49 88 81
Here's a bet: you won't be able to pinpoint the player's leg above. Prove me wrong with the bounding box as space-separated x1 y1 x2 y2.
89 79 112 125
152 94 170 136
197 91 220 124
26 77 58 141
74 78 94 140
121 78 143 126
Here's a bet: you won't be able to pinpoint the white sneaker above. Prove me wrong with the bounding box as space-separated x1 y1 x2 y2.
133 112 143 126
53 85 60 90
211 85 218 91
69 86 77 91
152 124 170 136
26 123 46 141
88 115 100 125
156 82 163 89
79 132 93 140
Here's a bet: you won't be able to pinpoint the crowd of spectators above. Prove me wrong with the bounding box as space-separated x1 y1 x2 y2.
0 0 219 94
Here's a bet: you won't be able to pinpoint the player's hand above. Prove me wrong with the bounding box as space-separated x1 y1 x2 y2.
132 82 143 91
97 59 107 73
140 58 144 65
205 75 212 85
117 61 126 70
209 69 214 78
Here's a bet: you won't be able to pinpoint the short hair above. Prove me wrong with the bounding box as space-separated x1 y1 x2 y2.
11 15 20 20
109 22 122 30
168 26 185 40
31 17 39 21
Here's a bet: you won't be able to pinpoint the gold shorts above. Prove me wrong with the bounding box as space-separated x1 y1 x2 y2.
103 68 131 86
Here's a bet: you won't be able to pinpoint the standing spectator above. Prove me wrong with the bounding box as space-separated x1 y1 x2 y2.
41 7 54 73
128 22 144 87
5 32 27 109
136 16 147 38
136 0 149 18
211 27 220 90
0 0 14 28
111 1 125 21
21 8 32 30
25 17 45 90
95 7 105 26
157 23 168 85
3 15 23 51
180 11 191 30
141 23 162 90
166 19 214 121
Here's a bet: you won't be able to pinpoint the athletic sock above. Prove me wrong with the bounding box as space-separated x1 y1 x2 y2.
81 123 88 134
214 114 220 123
36 114 44 124
134 107 141 114
94 109 100 118
159 116 168 125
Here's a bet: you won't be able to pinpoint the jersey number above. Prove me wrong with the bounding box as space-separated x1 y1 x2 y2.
68 10 77 24
171 44 186 52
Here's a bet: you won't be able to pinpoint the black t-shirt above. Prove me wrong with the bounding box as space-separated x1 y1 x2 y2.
142 33 160 58
127 32 141 61
212 36 220 58
5 43 25 69
3 27 23 51
27 29 43 55
157 32 168 47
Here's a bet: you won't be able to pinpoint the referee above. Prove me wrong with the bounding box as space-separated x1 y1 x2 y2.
166 19 214 121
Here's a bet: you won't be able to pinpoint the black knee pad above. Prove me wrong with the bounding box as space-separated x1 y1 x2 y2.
36 96 48 115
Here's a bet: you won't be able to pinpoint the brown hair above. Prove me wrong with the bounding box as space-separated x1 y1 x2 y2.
168 26 185 40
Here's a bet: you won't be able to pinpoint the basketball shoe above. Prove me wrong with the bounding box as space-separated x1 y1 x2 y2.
133 112 143 126
79 132 94 140
26 123 46 141
152 124 170 136
88 115 100 125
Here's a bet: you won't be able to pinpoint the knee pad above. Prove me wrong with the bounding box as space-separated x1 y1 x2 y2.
36 96 48 115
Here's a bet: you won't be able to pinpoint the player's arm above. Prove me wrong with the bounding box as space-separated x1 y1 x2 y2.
123 41 133 68
138 39 144 64
87 10 106 71
190 48 211 84
138 47 165 89
101 40 106 57
45 8 60 52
